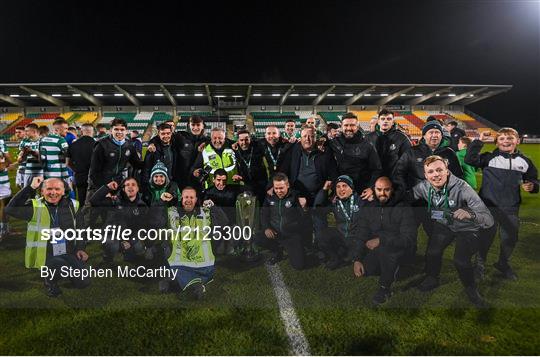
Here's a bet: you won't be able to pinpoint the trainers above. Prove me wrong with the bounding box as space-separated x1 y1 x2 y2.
267 251 283 266
158 279 170 293
493 262 518 280
44 280 62 298
474 259 486 281
372 286 392 306
188 282 206 300
465 286 488 308
417 276 440 292
324 258 342 271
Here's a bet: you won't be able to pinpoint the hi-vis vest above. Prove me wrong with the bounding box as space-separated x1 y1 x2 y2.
201 145 238 188
168 207 215 268
26 198 79 269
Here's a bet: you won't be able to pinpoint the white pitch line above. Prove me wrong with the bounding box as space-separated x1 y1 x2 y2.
266 263 311 356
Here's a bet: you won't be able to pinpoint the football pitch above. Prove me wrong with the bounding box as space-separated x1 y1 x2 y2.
0 144 539 355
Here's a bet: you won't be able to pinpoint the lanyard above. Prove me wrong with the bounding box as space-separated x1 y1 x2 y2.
427 185 449 212
266 146 281 170
49 206 60 228
337 195 355 222
239 148 253 170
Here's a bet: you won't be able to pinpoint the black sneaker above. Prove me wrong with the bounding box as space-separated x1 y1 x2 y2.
465 286 488 308
267 252 283 266
417 276 440 292
44 280 62 298
324 258 342 271
372 286 392 306
158 279 170 293
493 262 518 280
474 260 486 281
189 282 206 300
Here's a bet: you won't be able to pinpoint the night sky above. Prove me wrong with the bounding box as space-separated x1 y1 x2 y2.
1 0 539 133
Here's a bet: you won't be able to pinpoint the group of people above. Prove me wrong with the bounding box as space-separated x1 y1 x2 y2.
1 110 537 307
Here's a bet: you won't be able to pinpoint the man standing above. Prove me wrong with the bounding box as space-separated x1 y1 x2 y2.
234 129 267 203
95 123 108 139
282 119 299 142
256 125 292 180
465 128 538 280
394 120 463 192
67 123 95 204
39 119 70 181
254 173 306 269
445 120 466 152
456 136 477 189
365 109 412 177
5 176 90 297
54 117 76 145
14 126 27 188
130 130 143 158
143 123 176 189
328 112 382 200
411 155 494 307
86 118 144 227
353 177 417 306
192 127 240 190
17 123 43 187
286 125 336 248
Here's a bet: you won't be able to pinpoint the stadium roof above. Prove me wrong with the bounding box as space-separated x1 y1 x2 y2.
0 83 512 108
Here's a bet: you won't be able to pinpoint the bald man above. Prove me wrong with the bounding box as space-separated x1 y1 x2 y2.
6 176 90 297
352 176 417 306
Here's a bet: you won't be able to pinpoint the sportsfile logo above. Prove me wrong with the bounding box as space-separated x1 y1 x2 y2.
40 225 253 243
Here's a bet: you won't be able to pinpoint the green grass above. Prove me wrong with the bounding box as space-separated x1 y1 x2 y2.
0 144 539 355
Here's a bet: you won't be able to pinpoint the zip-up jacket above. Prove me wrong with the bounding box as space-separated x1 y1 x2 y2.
328 131 382 192
411 174 494 232
465 140 539 211
260 189 304 236
365 125 412 177
88 136 143 189
394 137 463 191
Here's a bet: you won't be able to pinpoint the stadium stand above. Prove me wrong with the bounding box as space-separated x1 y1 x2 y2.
251 112 299 137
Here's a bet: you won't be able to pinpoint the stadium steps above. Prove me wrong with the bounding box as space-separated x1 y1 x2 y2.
1 115 27 136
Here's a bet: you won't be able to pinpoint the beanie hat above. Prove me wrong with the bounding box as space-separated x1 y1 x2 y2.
335 175 354 190
150 160 169 185
422 121 444 136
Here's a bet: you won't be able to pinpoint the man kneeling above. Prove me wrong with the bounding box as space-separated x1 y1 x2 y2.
5 177 90 297
353 177 417 306
166 187 228 299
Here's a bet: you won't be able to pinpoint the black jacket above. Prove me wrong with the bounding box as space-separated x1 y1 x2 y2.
354 194 417 261
284 143 338 198
89 185 149 238
6 185 87 255
449 127 466 151
255 137 292 178
142 139 177 188
235 143 268 188
365 125 412 177
204 185 245 223
67 136 95 185
320 192 365 240
393 138 464 191
328 131 382 192
465 139 539 211
142 181 180 229
88 136 143 189
261 190 305 236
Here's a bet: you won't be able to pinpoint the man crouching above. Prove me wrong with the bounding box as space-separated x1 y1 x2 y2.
5 176 90 297
412 155 494 308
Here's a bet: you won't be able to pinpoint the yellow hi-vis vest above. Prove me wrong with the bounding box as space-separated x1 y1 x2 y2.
167 207 215 268
26 198 79 269
201 145 238 188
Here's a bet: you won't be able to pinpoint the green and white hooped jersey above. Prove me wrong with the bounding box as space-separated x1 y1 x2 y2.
39 134 69 179
19 138 43 176
0 139 8 185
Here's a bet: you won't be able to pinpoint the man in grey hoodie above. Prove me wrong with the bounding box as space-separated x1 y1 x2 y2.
411 155 494 307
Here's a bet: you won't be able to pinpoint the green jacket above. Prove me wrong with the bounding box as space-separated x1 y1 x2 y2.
456 148 477 189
